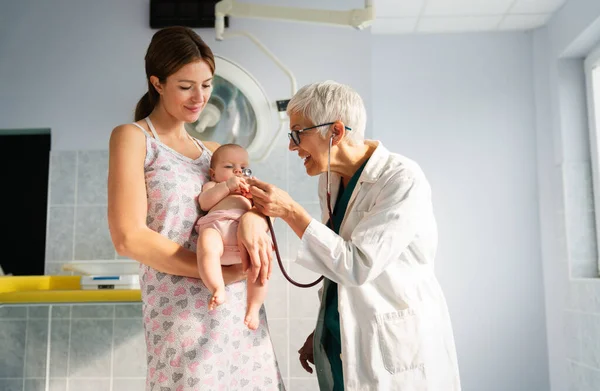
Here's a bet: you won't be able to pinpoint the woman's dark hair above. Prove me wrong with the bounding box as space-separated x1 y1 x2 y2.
135 26 215 121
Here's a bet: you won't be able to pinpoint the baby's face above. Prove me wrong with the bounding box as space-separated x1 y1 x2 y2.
211 148 249 182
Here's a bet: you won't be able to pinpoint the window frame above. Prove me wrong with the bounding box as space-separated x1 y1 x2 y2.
584 45 600 271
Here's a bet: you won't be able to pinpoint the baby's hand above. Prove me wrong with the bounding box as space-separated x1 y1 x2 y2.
236 178 252 199
240 186 252 199
226 176 248 194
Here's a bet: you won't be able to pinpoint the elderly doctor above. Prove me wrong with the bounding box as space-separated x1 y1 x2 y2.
247 80 461 391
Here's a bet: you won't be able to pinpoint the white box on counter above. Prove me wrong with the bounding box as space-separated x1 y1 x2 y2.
80 275 140 290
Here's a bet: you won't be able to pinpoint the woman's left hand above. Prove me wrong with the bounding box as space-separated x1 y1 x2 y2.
246 178 295 219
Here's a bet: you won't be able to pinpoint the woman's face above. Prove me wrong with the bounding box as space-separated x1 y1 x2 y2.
288 112 331 177
154 59 213 123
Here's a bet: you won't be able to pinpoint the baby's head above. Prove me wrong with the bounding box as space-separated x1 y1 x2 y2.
210 144 249 182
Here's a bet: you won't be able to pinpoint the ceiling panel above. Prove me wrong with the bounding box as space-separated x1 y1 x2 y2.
423 0 514 16
372 17 419 34
375 0 426 17
498 13 550 30
510 0 567 14
417 15 504 33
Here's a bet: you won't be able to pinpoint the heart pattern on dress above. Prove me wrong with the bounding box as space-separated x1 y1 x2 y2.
140 137 284 390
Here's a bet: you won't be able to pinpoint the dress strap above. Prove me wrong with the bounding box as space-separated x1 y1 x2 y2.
188 136 209 154
144 117 161 140
130 122 152 138
144 117 203 154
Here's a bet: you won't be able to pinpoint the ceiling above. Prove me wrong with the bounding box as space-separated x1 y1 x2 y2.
234 0 569 34
373 0 569 34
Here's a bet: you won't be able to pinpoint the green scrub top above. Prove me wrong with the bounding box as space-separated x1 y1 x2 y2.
321 158 369 391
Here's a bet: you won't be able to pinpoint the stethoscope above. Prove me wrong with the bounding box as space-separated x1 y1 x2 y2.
242 136 336 288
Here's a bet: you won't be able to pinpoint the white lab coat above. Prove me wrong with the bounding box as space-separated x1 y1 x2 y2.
295 141 461 391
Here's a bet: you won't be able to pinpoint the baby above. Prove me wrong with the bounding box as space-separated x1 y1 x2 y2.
195 143 268 330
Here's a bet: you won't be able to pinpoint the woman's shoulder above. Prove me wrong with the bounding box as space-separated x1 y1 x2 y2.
111 122 149 141
202 141 219 153
109 123 152 156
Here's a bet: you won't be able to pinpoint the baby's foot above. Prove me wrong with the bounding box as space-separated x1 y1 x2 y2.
208 288 226 311
244 304 261 330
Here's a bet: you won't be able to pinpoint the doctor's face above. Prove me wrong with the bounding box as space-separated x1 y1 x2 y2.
288 112 331 176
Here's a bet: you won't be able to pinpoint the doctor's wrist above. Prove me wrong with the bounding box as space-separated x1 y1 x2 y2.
284 201 312 239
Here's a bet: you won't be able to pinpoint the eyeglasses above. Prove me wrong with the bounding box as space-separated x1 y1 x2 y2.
288 122 352 146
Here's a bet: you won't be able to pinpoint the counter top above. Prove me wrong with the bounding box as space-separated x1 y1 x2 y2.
0 276 141 304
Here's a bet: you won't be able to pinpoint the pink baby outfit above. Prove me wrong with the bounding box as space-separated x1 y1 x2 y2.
195 208 247 265
130 117 284 391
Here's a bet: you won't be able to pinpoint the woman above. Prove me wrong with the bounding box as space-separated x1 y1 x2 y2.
107 26 284 390
248 81 461 390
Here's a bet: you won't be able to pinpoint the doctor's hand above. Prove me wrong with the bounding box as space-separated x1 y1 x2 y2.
298 331 315 374
246 178 296 219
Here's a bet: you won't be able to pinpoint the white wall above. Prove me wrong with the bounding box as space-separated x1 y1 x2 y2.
534 0 600 390
532 26 569 391
372 33 549 391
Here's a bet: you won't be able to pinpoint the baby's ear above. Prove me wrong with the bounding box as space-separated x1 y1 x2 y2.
209 168 215 180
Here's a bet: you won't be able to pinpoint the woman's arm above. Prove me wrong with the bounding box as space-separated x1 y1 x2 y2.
107 125 200 277
108 126 245 285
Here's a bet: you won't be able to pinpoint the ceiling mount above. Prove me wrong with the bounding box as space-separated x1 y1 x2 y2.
214 0 374 38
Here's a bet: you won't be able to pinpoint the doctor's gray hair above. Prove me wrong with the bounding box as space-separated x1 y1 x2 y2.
286 80 366 145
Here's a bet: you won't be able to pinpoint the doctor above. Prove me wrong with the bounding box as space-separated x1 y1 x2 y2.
247 81 461 390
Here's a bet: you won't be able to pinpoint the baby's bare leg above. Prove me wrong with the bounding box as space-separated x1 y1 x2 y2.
245 277 268 330
197 228 226 310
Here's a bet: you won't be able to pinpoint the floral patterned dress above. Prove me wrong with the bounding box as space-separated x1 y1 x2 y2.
131 118 284 391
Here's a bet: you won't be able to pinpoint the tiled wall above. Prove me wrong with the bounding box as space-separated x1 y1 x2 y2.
0 304 145 391
1 135 323 391
565 279 600 389
561 162 597 279
551 61 600 389
559 156 600 390
45 150 115 269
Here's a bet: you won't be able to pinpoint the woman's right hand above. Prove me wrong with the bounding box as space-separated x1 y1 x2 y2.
237 210 274 285
298 330 315 374
222 264 247 285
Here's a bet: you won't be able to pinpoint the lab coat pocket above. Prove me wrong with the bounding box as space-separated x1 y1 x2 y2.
375 308 424 375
